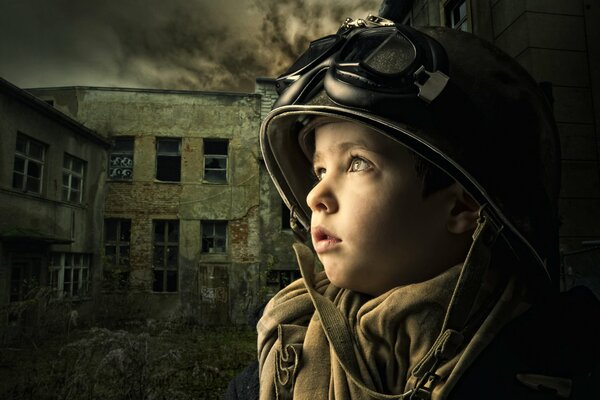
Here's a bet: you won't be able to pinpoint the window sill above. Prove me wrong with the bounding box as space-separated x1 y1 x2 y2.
201 180 229 185
154 180 182 184
200 252 229 262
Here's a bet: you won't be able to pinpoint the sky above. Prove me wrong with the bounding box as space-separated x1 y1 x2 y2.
0 0 380 93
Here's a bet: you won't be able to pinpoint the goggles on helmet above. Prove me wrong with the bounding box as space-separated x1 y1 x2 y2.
275 15 453 111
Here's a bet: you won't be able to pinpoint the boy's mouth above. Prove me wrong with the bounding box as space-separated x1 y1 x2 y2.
311 226 342 253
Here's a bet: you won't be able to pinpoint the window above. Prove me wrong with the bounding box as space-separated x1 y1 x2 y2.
267 270 301 290
156 138 181 181
10 259 41 302
281 201 291 230
203 139 228 183
104 219 131 266
49 253 91 298
202 221 227 253
153 220 179 292
109 137 134 180
12 134 45 193
63 154 86 203
445 0 469 32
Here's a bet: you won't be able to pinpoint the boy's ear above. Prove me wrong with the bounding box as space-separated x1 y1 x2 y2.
446 183 480 235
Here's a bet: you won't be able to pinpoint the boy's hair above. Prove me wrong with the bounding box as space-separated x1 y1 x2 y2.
409 151 455 197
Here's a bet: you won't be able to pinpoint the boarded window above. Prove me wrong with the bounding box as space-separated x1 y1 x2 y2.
62 154 86 203
203 139 228 183
202 221 227 253
109 137 134 180
104 219 131 266
153 220 179 292
156 138 181 182
13 134 45 193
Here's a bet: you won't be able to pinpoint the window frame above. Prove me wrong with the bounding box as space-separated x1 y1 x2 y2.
443 0 471 32
152 220 179 292
109 137 134 181
156 138 181 182
104 218 131 267
49 253 91 299
62 153 86 204
12 133 46 194
203 138 229 184
201 220 228 254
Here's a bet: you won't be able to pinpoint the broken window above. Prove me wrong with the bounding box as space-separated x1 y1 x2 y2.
13 134 45 194
104 219 131 266
49 253 91 298
109 137 134 180
445 0 470 32
203 139 228 183
63 154 86 203
156 138 181 182
153 220 179 292
266 270 301 290
202 221 227 253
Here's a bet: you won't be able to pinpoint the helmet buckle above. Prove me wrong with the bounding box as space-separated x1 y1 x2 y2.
340 14 395 31
414 65 450 104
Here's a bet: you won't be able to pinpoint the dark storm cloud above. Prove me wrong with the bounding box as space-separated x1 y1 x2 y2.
0 0 379 92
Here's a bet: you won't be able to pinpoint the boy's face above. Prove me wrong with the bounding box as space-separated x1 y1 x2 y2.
307 121 461 296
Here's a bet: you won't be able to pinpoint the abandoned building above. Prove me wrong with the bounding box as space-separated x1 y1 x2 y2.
21 78 297 327
0 77 111 335
1 0 599 332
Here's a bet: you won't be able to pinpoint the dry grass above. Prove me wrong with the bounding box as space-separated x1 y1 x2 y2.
0 323 257 400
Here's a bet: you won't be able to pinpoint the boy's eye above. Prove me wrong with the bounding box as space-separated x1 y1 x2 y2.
314 167 326 181
349 157 370 172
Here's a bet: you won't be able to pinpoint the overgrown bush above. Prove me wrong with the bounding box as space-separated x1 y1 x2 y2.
0 323 257 400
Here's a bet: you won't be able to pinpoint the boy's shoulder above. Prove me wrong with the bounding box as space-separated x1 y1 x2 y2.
451 286 600 399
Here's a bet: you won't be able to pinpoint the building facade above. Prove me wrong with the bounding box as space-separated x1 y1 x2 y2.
0 78 110 337
27 84 292 325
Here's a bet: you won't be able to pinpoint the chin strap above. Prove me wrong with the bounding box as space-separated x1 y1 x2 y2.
290 204 309 243
408 205 504 399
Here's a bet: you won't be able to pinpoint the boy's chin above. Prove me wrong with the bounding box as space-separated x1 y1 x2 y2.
325 271 378 296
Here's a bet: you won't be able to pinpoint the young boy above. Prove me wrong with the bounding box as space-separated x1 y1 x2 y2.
228 15 599 400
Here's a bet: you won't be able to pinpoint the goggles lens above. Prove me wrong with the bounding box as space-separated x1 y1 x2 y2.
339 28 417 76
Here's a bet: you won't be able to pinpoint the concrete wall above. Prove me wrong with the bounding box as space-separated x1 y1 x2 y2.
0 82 109 333
487 0 600 252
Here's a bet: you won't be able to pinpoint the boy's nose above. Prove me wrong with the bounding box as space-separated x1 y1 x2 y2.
306 180 338 214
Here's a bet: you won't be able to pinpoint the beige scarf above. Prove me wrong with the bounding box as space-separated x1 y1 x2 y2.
258 240 529 399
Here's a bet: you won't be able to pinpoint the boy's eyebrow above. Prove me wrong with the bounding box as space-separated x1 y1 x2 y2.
312 141 373 164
